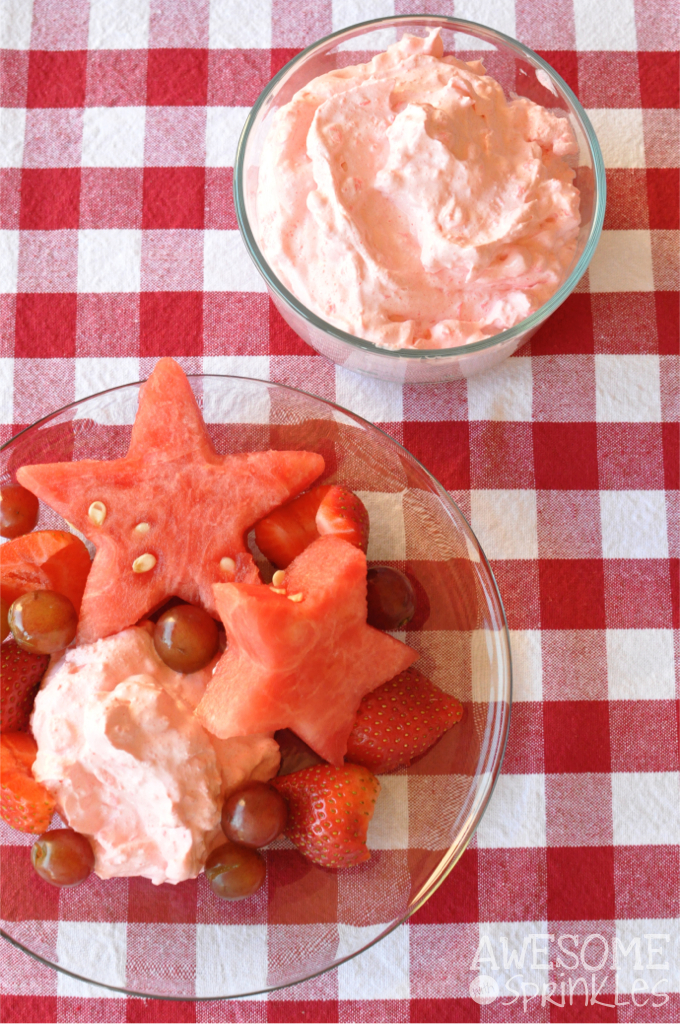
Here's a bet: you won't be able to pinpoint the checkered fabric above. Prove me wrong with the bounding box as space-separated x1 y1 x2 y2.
1 0 678 1020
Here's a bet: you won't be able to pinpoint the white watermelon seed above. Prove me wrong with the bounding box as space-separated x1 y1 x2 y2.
272 570 286 587
134 522 150 535
88 501 106 526
220 556 235 573
288 593 304 602
132 553 156 573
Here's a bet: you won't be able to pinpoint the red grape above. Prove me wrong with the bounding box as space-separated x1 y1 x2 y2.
153 603 219 673
366 566 416 631
31 829 94 887
9 590 77 654
222 781 288 848
0 484 39 539
205 841 266 900
275 729 324 776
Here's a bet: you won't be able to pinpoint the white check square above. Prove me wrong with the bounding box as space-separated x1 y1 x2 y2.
453 0 516 46
607 629 676 701
470 489 538 560
74 358 140 403
0 358 14 423
0 231 19 292
202 367 271 424
600 490 669 558
585 109 645 169
335 367 403 423
595 355 662 422
0 108 25 168
88 0 150 48
333 1 397 50
612 772 680 845
467 358 533 421
574 0 637 49
589 231 655 293
337 923 409 1000
1 0 33 48
209 0 272 47
358 490 406 560
195 924 267 996
81 108 146 168
476 774 546 848
203 231 266 292
78 230 142 293
508 630 542 702
614 919 680 994
206 107 250 168
56 921 127 998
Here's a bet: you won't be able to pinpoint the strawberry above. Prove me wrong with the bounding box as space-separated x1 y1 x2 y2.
273 762 380 868
1 639 49 732
255 485 369 569
345 668 464 774
1 732 55 833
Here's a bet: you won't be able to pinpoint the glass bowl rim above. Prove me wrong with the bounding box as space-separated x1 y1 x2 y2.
1 372 512 1000
234 13 606 363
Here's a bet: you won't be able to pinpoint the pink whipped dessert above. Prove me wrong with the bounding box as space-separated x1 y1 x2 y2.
257 29 581 349
31 624 279 885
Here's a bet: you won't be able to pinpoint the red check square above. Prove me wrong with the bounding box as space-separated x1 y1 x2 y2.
604 559 673 628
547 846 615 921
85 50 148 107
490 559 541 629
127 999 196 1023
647 169 680 230
592 293 659 355
269 300 316 356
0 168 21 229
267 849 338 925
550 995 617 1023
656 292 680 356
534 50 579 95
20 168 81 230
500 702 544 774
470 422 535 488
614 845 680 920
208 49 271 106
27 50 87 108
540 560 606 630
1 50 29 107
663 423 679 489
76 294 140 357
530 294 594 356
597 423 665 489
413 848 478 924
638 51 680 108
603 169 649 230
0 997 57 1023
15 293 77 358
402 421 470 490
142 167 205 230
0 847 60 920
544 701 611 773
610 700 679 773
205 167 237 229
126 876 197 924
147 48 208 106
533 423 599 490
268 1002 338 1024
80 168 143 229
140 292 203 357
410 1000 480 1024
478 848 547 922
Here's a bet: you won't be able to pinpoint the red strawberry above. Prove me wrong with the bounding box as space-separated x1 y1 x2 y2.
345 667 464 774
255 485 369 569
273 762 380 868
1 732 55 833
1 639 49 732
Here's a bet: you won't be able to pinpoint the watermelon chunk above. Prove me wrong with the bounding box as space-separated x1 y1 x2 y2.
16 359 325 643
196 535 418 766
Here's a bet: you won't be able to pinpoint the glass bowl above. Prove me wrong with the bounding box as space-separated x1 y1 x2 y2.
1 375 511 999
234 14 606 384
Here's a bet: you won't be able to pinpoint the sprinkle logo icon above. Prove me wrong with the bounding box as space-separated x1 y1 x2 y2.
469 975 499 1005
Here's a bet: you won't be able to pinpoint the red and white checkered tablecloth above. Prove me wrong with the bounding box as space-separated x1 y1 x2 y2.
1 0 678 1020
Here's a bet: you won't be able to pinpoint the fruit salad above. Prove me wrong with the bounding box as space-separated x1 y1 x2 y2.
0 358 463 897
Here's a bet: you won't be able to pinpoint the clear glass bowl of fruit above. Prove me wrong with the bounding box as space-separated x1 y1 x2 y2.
0 361 511 999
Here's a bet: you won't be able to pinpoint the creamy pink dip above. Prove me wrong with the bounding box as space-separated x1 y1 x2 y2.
32 624 279 885
257 30 581 349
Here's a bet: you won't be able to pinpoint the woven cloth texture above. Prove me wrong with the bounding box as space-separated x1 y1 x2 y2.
1 0 678 1020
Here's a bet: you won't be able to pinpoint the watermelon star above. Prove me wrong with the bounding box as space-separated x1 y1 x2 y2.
196 535 418 766
17 358 325 643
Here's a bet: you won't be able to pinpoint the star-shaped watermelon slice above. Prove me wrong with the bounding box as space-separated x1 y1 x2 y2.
17 359 324 643
196 535 418 765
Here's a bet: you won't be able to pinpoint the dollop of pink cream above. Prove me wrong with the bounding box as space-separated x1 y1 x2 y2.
31 624 279 885
257 30 581 349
